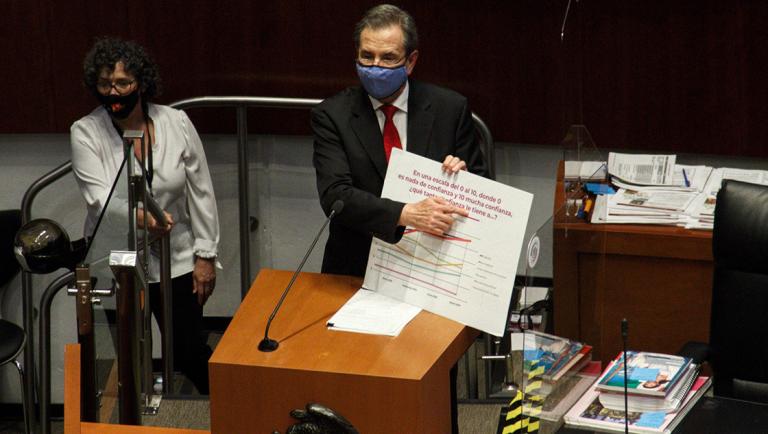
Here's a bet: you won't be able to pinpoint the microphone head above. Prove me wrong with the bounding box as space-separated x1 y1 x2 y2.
331 200 345 216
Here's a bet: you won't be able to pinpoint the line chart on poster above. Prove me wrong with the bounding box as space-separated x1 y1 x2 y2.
369 221 502 302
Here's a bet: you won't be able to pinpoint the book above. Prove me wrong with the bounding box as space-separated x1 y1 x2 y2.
596 351 692 397
544 340 585 379
551 344 593 382
538 349 593 398
564 375 712 434
598 362 699 413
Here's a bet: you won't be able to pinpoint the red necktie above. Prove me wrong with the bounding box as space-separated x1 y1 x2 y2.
381 104 402 162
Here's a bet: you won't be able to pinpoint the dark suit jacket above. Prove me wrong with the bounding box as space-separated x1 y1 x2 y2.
312 80 489 277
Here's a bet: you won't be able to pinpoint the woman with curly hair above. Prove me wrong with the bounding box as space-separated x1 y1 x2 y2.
70 37 219 394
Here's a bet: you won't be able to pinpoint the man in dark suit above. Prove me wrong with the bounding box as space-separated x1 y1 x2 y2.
312 4 489 278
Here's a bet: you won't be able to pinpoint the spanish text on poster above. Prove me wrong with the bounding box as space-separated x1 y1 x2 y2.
363 149 533 336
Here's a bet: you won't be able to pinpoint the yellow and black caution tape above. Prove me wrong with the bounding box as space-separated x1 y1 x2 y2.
501 388 523 434
501 359 544 434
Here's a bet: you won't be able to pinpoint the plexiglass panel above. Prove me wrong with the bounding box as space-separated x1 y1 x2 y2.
82 149 187 424
82 157 130 423
489 125 609 432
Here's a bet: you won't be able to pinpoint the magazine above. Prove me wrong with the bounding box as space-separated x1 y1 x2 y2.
596 352 691 397
598 363 699 413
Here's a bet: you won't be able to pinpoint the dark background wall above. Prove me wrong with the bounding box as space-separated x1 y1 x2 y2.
4 1 768 157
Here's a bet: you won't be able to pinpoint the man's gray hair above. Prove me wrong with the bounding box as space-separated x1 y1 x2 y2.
353 4 419 55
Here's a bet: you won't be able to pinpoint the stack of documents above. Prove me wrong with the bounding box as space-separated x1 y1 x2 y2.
564 351 710 434
589 152 768 230
327 289 421 336
564 369 711 433
565 160 608 181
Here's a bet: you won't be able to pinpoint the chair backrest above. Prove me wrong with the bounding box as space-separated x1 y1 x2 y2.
0 209 22 288
710 180 768 402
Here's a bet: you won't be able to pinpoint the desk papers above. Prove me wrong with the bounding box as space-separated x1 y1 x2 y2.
362 149 533 337
565 160 607 181
608 153 676 186
327 288 421 336
595 153 768 230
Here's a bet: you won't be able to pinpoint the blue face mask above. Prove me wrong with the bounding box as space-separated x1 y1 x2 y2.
356 62 408 100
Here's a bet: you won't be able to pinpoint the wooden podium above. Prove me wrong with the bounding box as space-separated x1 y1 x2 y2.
209 269 478 434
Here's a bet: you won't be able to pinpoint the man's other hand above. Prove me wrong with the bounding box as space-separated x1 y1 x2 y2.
441 154 467 174
398 196 469 236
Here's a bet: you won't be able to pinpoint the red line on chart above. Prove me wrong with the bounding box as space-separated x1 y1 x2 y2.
403 229 472 243
373 263 459 296
457 214 480 222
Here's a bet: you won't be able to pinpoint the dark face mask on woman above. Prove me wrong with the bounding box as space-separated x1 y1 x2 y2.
97 90 140 120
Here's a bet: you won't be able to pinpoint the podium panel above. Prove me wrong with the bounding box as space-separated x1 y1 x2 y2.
210 269 478 434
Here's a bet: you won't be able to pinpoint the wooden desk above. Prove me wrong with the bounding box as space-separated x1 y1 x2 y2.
553 164 713 364
209 269 478 434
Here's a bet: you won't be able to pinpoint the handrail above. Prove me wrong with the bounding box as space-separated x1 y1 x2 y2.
20 160 73 433
171 96 496 178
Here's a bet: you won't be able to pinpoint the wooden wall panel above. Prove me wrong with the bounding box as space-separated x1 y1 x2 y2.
4 1 768 157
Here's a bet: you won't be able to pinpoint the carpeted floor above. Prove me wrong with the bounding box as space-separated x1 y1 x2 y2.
3 333 514 433
1 401 506 434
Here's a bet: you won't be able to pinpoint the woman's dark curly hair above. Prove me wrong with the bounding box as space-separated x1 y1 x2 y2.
82 37 162 100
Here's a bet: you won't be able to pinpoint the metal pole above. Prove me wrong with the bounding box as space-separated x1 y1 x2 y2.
114 262 141 425
120 130 144 424
159 235 174 393
470 113 496 181
39 272 76 434
74 266 98 423
236 105 251 298
141 193 173 396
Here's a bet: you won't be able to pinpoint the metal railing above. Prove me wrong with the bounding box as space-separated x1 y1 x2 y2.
21 161 73 434
20 95 496 431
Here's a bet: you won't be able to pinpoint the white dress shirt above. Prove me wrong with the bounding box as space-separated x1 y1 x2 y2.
368 81 410 150
70 104 220 281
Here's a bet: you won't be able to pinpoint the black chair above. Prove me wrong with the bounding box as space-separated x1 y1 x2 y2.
680 180 768 403
0 209 30 434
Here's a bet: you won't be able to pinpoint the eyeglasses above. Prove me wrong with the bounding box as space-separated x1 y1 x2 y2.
96 79 136 94
357 54 406 68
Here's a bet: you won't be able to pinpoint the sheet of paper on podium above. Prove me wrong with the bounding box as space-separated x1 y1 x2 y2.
326 288 421 336
362 149 533 336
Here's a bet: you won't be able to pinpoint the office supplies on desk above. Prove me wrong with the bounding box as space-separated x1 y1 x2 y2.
585 183 616 195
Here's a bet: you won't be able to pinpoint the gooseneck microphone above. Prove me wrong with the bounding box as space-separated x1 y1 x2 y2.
560 0 573 42
622 318 629 434
258 200 344 352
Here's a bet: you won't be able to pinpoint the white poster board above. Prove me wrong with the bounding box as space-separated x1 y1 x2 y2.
363 149 533 336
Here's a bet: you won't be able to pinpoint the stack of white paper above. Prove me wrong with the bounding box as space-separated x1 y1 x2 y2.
326 289 421 336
